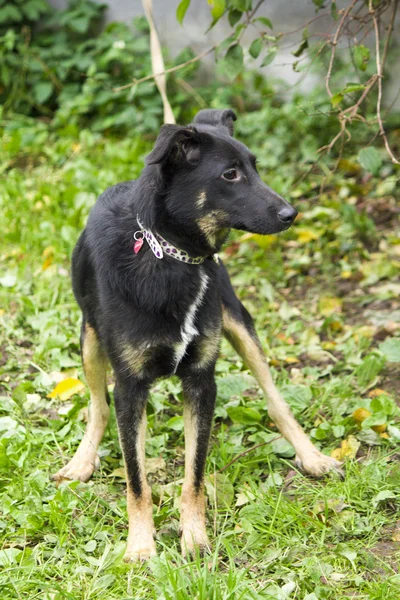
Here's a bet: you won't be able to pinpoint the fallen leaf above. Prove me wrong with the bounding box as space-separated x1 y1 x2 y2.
352 407 372 423
331 435 360 460
369 388 387 398
319 296 342 317
296 227 321 244
109 467 126 479
47 377 85 401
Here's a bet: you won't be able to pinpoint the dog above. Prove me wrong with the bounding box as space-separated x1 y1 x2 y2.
52 109 341 561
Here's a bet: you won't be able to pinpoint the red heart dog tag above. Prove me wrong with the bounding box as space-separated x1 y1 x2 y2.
134 238 143 254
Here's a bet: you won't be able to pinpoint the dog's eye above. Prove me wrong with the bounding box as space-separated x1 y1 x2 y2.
222 169 239 181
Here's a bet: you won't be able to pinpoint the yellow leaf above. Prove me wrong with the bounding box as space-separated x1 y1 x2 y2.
368 388 386 398
238 232 278 249
341 270 352 279
352 408 372 423
284 356 299 364
296 228 321 244
372 423 387 433
319 296 342 317
47 377 85 401
380 432 390 439
42 256 53 271
330 435 360 461
108 467 126 479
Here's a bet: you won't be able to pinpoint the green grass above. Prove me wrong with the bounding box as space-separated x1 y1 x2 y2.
1 120 400 599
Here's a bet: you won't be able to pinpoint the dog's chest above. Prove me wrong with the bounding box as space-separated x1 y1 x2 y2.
172 268 209 372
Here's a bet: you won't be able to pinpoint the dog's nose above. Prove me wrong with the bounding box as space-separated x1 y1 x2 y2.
278 206 298 224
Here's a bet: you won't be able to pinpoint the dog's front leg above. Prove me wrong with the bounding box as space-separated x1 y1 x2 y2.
114 375 156 562
179 367 216 557
222 306 342 477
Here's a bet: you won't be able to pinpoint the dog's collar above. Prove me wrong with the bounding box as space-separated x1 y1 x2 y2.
134 218 218 265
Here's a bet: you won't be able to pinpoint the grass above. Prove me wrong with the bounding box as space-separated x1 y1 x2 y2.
0 118 400 599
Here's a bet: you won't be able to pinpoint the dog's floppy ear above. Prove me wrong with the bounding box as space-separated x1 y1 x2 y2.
193 108 237 136
146 124 201 166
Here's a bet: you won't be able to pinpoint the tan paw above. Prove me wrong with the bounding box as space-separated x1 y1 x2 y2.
295 451 343 478
180 525 210 558
51 454 100 483
123 538 157 563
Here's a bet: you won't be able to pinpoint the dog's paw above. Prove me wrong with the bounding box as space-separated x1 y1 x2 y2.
51 454 100 483
123 538 157 563
295 451 343 478
180 525 210 559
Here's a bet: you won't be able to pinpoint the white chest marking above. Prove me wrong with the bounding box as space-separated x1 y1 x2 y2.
173 269 209 372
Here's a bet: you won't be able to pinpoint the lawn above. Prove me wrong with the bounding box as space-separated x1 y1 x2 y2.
0 116 400 599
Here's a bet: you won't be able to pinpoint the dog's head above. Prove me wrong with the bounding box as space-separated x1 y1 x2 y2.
143 108 297 252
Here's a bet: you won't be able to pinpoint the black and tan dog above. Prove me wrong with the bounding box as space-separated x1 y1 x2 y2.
52 109 341 561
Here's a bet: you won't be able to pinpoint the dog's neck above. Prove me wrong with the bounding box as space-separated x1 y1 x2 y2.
155 216 228 259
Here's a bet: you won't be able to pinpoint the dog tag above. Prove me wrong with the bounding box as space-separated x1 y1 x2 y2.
134 238 143 254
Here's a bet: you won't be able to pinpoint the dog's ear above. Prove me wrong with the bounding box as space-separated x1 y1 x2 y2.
146 125 201 166
193 109 237 136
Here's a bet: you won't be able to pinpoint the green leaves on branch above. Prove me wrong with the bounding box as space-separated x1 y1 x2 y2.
353 45 370 71
358 147 382 175
176 0 191 24
219 43 243 80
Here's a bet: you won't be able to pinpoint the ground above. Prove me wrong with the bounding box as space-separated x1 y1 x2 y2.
0 123 399 599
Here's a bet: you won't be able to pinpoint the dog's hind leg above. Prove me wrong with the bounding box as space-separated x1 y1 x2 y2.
52 322 110 483
113 375 156 562
220 265 341 477
179 367 216 557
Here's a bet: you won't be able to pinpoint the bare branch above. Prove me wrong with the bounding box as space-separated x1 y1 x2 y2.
325 0 358 98
369 0 400 164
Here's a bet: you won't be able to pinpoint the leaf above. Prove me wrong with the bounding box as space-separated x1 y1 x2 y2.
208 0 225 21
343 83 365 94
296 227 321 243
33 81 53 105
356 354 385 388
282 385 312 414
358 147 382 175
84 540 97 552
352 407 372 424
176 0 190 24
228 9 242 27
379 338 400 363
0 273 17 288
254 16 273 29
271 437 295 458
166 416 184 431
249 38 263 59
108 467 126 479
372 490 397 507
47 378 85 401
292 38 308 58
331 435 360 461
0 5 22 24
217 374 251 399
331 93 344 107
261 47 277 67
205 473 234 507
319 296 342 317
220 43 243 80
227 406 261 424
353 44 370 71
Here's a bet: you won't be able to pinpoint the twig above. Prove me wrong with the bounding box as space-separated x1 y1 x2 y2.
219 436 282 473
113 45 219 92
369 0 400 164
325 0 358 98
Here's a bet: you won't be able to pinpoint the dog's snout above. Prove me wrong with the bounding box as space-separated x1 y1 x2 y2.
277 206 297 224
